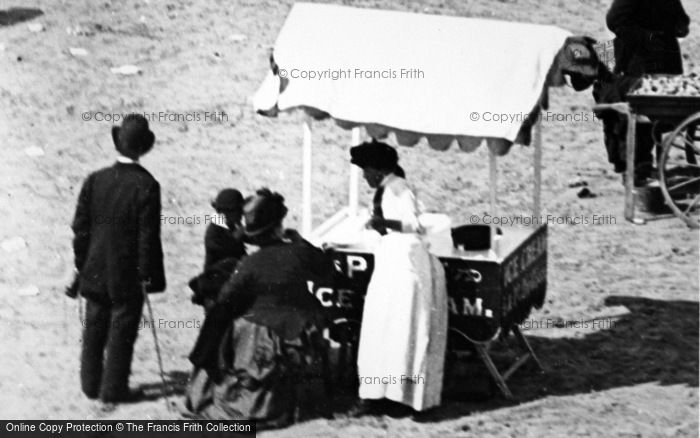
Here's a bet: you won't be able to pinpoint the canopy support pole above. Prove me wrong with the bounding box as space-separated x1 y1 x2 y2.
489 146 498 250
533 116 542 218
302 117 313 236
349 127 362 217
624 109 637 222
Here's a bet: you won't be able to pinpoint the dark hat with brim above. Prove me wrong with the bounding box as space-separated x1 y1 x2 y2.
211 188 244 212
350 139 398 170
559 37 600 91
243 188 288 237
112 114 155 157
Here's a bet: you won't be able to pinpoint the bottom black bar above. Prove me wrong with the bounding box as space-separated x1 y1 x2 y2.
1 420 256 437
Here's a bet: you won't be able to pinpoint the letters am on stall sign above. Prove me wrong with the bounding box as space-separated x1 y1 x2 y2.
308 225 548 344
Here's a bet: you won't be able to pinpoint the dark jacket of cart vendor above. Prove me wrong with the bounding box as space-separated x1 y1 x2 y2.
606 0 690 76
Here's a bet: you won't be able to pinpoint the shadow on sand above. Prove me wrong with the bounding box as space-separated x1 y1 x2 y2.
0 8 43 27
135 296 697 422
420 295 699 421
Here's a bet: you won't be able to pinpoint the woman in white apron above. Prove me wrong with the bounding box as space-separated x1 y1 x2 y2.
351 140 448 412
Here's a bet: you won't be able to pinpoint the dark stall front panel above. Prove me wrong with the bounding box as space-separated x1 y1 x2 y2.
500 226 548 328
310 225 548 341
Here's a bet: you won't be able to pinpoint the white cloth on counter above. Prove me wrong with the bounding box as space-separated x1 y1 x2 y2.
357 175 448 411
313 174 451 252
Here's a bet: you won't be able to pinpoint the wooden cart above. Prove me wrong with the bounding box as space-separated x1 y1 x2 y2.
313 222 547 399
595 87 700 228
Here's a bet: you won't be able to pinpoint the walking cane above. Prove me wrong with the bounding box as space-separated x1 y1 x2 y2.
78 295 84 325
141 281 172 411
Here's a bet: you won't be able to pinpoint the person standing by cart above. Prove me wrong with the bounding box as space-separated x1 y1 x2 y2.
350 140 448 413
607 0 690 77
605 0 691 182
70 114 165 405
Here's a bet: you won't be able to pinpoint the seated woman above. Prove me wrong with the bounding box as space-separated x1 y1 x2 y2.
184 188 336 428
350 140 448 413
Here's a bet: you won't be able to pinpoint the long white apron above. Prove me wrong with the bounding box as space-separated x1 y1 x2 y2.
357 231 448 411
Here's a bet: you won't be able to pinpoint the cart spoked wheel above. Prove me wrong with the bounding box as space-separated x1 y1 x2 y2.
659 113 700 229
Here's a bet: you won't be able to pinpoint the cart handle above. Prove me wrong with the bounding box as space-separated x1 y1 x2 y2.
592 103 651 123
592 102 629 115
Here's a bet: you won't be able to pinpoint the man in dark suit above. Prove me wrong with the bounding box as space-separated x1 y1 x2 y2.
606 0 691 183
71 114 165 403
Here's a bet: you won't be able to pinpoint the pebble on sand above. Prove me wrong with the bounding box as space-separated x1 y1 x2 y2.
66 25 95 37
1 237 27 252
68 47 89 57
577 187 597 199
228 34 247 42
18 285 40 297
24 146 45 157
27 23 45 33
568 179 588 188
110 65 142 75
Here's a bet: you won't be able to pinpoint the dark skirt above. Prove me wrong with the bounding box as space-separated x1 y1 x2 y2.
185 317 327 429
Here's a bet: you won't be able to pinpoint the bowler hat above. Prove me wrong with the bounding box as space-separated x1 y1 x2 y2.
112 114 155 157
350 139 398 171
243 188 288 237
211 189 244 212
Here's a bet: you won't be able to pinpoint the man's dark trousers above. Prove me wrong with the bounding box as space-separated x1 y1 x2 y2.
81 295 144 401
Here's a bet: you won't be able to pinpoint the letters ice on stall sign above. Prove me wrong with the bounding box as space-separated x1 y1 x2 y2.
503 231 547 286
307 254 373 320
500 229 548 320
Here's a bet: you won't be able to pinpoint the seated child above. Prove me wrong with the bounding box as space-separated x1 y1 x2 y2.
189 189 246 310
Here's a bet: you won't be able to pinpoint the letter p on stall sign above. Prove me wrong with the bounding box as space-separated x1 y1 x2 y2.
346 255 367 278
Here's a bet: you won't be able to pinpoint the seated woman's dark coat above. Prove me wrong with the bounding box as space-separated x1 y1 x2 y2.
189 238 335 376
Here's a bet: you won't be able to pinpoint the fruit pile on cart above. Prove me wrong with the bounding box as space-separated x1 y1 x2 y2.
597 73 700 228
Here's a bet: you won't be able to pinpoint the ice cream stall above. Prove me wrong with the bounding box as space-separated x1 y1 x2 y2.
253 3 575 397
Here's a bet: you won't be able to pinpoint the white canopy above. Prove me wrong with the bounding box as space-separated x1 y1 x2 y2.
253 2 572 154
